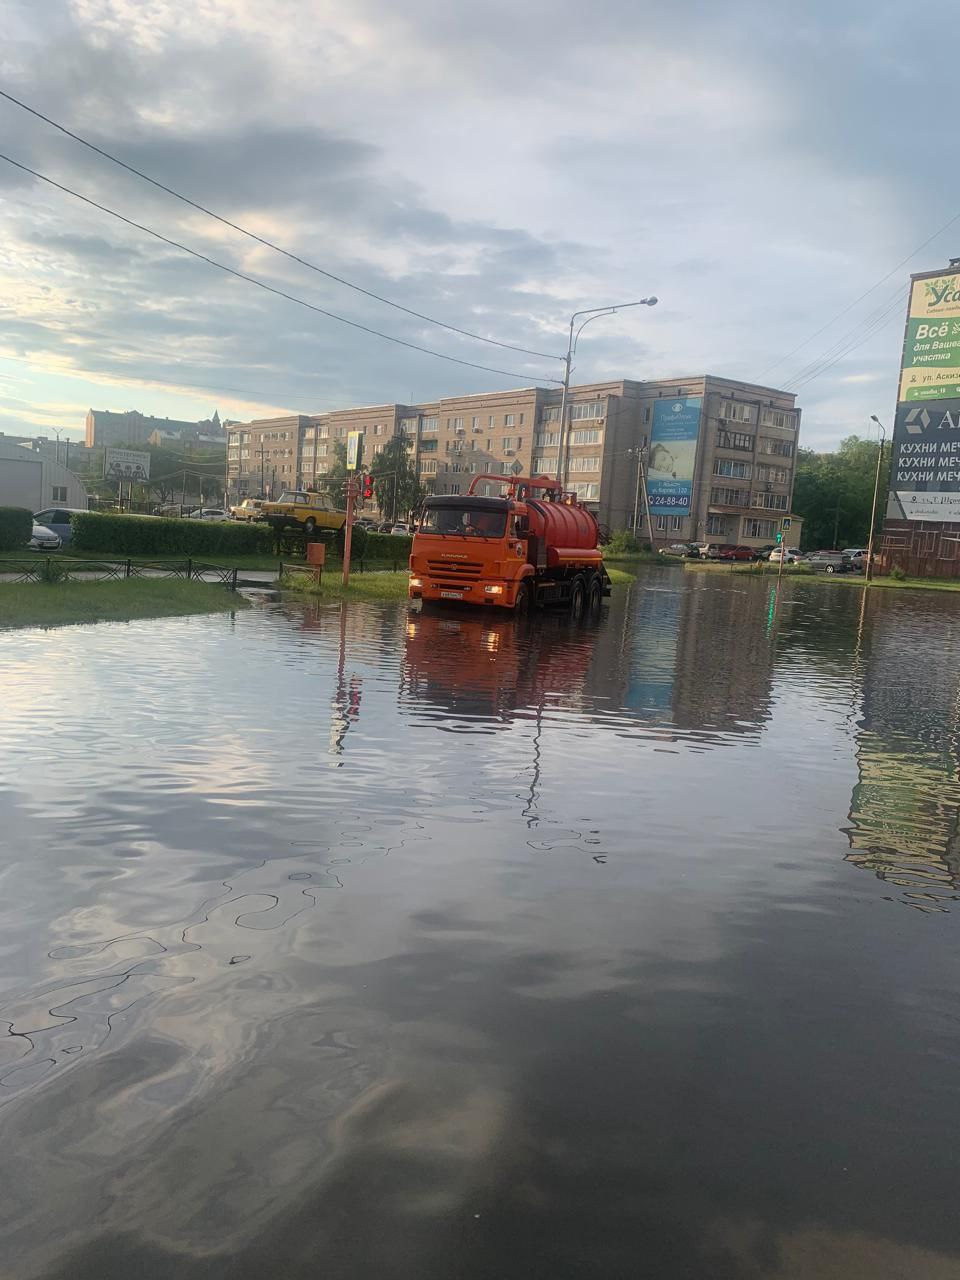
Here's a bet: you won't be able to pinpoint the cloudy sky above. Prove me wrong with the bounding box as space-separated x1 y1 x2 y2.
0 0 955 448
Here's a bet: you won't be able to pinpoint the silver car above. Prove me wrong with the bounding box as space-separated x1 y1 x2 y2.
29 521 62 551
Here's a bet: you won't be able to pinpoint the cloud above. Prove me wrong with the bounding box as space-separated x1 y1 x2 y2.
0 0 953 444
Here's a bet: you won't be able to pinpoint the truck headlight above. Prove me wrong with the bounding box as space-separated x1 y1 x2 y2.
484 584 504 595
409 577 423 588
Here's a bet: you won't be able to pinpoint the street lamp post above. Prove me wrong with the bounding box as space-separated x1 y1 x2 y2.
866 415 888 583
555 298 658 488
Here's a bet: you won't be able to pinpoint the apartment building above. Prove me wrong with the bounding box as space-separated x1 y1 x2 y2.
226 376 802 548
85 408 223 448
226 415 311 496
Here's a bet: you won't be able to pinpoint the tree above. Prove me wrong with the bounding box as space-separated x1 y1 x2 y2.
368 434 424 522
792 434 891 549
320 441 349 506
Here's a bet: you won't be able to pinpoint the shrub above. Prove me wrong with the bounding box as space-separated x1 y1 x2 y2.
71 512 273 557
361 531 412 563
336 522 368 560
0 507 32 552
889 564 907 581
38 557 69 583
606 528 641 556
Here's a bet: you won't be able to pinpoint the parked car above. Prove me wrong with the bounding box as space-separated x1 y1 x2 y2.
689 542 723 560
768 546 806 564
390 523 412 536
658 542 696 558
717 545 760 562
376 522 395 533
806 550 854 573
230 498 264 521
186 508 229 521
33 507 86 545
842 547 868 571
29 521 62 551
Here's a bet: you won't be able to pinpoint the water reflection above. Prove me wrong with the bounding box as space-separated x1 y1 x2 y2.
844 593 960 911
3 574 960 1277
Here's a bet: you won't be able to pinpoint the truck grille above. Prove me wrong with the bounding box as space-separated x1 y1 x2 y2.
427 560 483 581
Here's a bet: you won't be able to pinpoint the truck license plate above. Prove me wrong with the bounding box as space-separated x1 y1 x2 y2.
440 590 463 600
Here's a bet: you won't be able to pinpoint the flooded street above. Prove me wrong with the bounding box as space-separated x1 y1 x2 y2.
3 566 960 1278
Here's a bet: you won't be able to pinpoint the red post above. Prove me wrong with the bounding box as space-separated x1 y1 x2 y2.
342 479 356 587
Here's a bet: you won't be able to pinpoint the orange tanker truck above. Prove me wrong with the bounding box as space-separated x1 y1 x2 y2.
408 473 611 616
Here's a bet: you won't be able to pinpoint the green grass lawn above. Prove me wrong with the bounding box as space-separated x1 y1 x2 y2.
0 580 250 630
282 564 637 602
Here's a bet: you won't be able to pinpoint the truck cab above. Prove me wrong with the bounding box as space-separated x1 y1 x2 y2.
409 475 610 614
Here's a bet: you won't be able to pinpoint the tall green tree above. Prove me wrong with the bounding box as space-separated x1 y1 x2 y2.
792 434 891 549
368 434 424 522
320 440 349 506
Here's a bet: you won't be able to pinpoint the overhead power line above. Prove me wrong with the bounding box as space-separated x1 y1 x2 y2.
0 87 561 363
759 207 960 382
783 287 908 391
0 151 562 386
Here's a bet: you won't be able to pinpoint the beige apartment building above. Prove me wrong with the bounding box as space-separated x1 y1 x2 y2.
226 375 801 548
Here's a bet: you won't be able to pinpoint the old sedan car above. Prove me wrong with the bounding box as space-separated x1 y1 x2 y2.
229 498 265 521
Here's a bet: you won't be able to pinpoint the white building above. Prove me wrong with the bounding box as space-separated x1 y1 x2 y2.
0 440 88 512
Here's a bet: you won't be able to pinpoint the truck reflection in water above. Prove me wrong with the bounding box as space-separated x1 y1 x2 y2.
400 609 599 725
844 596 960 911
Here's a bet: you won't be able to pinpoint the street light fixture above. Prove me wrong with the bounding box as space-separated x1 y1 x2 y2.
555 297 658 487
866 414 888 583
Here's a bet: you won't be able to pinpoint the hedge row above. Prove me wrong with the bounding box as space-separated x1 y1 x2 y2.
362 531 412 562
0 507 32 552
71 512 273 556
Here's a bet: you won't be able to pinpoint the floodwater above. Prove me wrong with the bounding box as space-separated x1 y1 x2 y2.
2 567 960 1279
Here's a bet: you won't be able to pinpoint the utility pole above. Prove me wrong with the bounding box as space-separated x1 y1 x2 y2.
555 297 658 488
632 445 646 533
259 443 266 497
866 415 888 583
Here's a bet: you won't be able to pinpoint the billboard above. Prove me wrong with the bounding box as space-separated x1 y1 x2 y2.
887 400 960 522
103 447 150 482
647 397 702 514
899 273 960 402
346 430 363 471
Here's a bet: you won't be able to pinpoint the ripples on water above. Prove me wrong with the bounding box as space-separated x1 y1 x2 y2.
2 568 960 1278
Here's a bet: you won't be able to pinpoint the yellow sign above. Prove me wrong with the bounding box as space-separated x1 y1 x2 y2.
908 274 960 321
900 363 960 402
346 430 363 471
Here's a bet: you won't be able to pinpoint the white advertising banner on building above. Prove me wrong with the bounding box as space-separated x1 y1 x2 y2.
103 448 151 482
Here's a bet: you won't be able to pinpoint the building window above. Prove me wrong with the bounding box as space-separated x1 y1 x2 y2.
643 406 651 424
504 414 516 428
400 418 418 434
706 514 727 535
519 413 525 425
710 487 748 506
421 417 438 432
655 515 668 531
714 458 752 479
570 401 602 420
52 486 67 502
535 432 560 448
571 482 599 500
752 491 789 510
569 456 601 472
571 428 602 445
743 518 777 539
758 437 794 457
502 437 516 451
755 464 789 484
759 408 796 430
532 453 558 469
716 430 754 451
470 416 480 430
488 415 495 427
449 483 461 495
542 405 560 423
719 400 753 423
670 516 683 531
420 439 438 453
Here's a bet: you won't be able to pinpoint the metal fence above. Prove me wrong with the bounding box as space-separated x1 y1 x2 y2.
0 557 241 588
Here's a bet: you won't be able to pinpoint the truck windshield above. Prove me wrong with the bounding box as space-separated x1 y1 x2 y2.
419 506 507 538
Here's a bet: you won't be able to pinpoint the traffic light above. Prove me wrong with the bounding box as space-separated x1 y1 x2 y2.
362 473 374 501
776 532 783 544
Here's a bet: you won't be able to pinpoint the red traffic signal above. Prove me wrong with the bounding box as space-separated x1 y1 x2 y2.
362 473 375 501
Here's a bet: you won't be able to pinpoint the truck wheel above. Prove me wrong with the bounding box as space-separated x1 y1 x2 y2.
304 518 316 535
570 576 587 621
515 583 530 615
586 576 602 622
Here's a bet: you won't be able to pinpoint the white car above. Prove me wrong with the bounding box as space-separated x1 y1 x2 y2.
29 521 62 551
768 546 805 564
186 508 229 521
390 523 411 535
